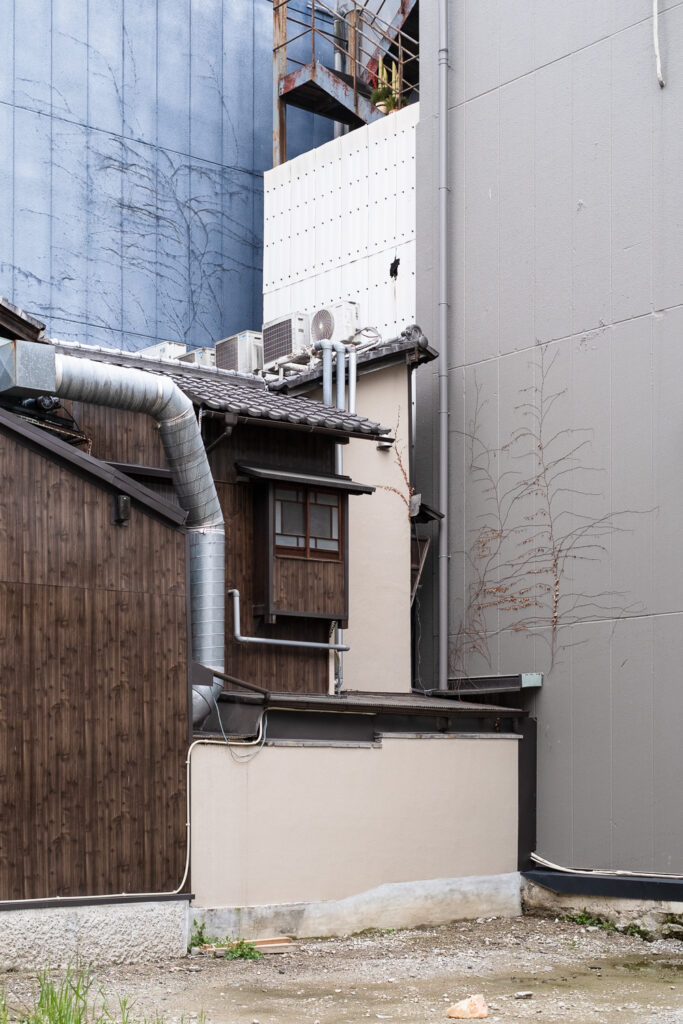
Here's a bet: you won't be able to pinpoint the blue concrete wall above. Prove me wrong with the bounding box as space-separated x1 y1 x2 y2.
0 0 333 350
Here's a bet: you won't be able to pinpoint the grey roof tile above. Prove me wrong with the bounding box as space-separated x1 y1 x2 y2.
170 374 387 435
46 339 389 438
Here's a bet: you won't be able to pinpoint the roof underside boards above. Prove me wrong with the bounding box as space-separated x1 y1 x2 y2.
0 407 187 527
235 462 375 495
0 297 46 342
46 339 389 439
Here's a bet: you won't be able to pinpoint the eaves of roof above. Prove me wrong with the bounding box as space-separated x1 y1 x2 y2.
267 326 438 398
0 407 187 527
47 339 390 440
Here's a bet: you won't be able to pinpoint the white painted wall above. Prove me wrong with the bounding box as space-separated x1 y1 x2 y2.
343 363 412 692
190 734 519 909
263 103 418 341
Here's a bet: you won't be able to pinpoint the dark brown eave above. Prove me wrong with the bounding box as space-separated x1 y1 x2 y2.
264 691 525 718
216 688 525 719
0 407 187 527
235 461 375 495
0 298 46 342
201 406 393 444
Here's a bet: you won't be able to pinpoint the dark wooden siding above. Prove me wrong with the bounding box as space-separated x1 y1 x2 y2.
0 431 187 900
209 422 338 695
69 401 168 467
273 557 346 618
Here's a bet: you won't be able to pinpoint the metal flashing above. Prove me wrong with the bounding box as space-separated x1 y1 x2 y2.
235 462 375 495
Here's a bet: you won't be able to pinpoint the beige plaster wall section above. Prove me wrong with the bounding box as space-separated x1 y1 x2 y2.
190 735 518 909
343 362 412 692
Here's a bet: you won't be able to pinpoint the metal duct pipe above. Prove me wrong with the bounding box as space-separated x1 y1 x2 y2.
315 340 334 406
53 353 225 724
437 0 450 689
229 589 349 651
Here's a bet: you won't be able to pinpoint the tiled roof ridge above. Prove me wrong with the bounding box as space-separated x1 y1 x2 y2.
47 337 266 389
46 337 389 438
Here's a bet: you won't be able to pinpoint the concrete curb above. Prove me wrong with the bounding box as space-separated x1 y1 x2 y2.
195 873 522 939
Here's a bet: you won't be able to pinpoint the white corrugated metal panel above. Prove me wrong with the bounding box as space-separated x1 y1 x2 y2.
289 149 316 284
262 104 418 342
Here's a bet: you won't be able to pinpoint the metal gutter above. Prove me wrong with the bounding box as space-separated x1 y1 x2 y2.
235 461 375 494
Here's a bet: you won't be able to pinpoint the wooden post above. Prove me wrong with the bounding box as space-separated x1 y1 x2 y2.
273 0 288 166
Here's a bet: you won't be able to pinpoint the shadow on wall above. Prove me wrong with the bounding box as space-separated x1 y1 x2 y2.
452 344 653 676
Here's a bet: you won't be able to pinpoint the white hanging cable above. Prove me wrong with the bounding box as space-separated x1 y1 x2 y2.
654 0 665 88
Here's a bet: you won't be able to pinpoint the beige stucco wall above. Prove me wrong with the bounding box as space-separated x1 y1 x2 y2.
343 362 413 692
190 735 518 909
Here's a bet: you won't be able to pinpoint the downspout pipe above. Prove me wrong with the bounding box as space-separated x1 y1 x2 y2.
347 345 358 415
437 0 450 689
314 340 334 406
332 340 346 412
51 353 225 725
331 341 347 692
229 589 349 651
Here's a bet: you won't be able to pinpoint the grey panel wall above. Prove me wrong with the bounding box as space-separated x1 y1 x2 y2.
416 0 683 871
0 0 332 351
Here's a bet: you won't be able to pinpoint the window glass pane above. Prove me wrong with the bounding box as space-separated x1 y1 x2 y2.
275 486 301 500
276 534 298 547
282 500 305 536
315 491 337 506
275 502 282 532
315 538 339 552
310 503 331 539
331 506 338 539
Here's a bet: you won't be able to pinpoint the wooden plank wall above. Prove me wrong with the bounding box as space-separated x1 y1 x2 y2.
70 402 167 467
209 423 338 695
273 557 345 618
0 431 187 900
70 404 345 696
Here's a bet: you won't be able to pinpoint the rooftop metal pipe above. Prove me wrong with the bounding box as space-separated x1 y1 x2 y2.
437 0 450 689
228 589 349 651
314 339 334 406
347 345 358 415
332 341 346 410
53 353 225 724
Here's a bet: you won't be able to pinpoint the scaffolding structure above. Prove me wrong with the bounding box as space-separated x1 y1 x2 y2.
273 0 419 166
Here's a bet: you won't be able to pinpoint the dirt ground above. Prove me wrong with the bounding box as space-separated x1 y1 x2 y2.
4 915 683 1023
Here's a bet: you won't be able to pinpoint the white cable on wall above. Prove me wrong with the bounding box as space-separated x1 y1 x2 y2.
654 0 665 88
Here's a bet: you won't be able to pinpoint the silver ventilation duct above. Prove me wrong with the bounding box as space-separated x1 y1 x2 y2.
0 340 224 724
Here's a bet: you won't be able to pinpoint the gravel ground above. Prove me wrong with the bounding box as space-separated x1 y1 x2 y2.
3 915 683 1023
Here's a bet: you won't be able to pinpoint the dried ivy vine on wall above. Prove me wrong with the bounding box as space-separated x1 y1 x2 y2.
451 346 650 675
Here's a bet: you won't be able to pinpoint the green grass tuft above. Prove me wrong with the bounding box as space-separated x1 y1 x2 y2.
0 967 206 1024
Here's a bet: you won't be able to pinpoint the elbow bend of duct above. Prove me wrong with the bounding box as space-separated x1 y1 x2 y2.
54 353 224 725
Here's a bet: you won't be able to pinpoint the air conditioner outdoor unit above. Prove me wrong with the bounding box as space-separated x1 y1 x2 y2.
311 301 359 345
176 347 216 368
214 331 263 374
262 313 310 368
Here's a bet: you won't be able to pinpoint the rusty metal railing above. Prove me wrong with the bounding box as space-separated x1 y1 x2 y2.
273 0 419 164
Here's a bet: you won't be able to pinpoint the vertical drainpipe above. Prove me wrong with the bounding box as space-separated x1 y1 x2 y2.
437 0 450 689
332 341 347 693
